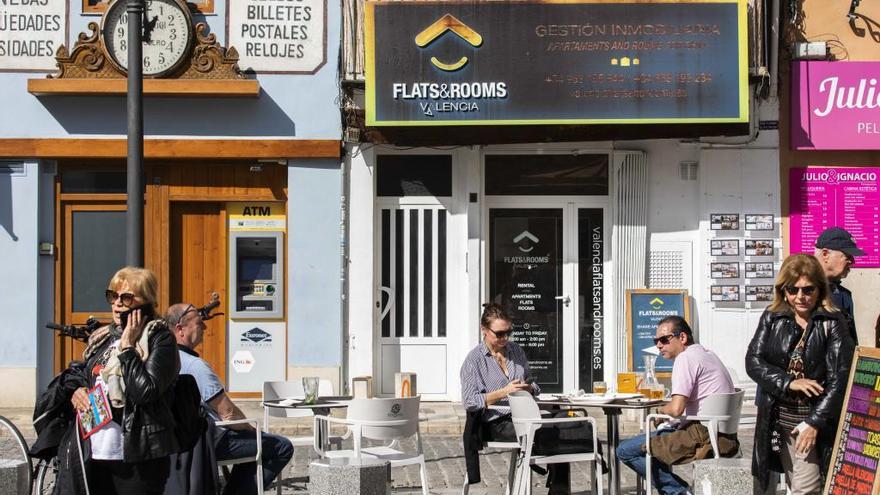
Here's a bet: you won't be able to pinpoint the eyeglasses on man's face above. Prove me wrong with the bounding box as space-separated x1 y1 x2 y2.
653 332 681 346
105 289 136 307
782 285 817 296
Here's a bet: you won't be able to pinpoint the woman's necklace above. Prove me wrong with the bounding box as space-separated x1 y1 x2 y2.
492 350 508 377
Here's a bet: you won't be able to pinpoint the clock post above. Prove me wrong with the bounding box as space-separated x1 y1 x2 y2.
125 0 144 266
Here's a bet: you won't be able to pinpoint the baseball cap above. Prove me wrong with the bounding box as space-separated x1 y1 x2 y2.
815 227 865 257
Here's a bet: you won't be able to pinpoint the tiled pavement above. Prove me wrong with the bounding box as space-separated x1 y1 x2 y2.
0 401 759 494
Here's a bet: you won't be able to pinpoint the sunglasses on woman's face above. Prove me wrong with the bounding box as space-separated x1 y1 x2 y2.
782 285 817 296
105 290 136 306
486 326 514 339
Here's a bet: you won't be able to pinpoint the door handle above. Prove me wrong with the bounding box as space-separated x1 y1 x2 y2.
555 295 571 307
378 287 395 320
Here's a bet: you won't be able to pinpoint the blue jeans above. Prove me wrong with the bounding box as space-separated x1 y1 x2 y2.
617 428 689 495
215 429 294 495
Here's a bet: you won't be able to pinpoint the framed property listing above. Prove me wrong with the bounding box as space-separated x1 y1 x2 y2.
710 285 740 302
745 239 774 256
710 262 739 279
745 285 773 302
744 214 774 231
710 213 740 230
711 239 739 256
745 262 774 279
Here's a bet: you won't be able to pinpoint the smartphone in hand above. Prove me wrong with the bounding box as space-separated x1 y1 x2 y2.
119 304 155 328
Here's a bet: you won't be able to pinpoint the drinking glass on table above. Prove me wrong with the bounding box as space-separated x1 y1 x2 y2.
651 383 666 400
303 376 320 405
593 381 608 395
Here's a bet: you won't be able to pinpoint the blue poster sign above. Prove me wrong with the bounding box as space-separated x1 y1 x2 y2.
627 290 690 373
365 0 748 126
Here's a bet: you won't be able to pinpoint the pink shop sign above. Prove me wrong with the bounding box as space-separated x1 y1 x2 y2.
791 61 880 150
789 167 880 267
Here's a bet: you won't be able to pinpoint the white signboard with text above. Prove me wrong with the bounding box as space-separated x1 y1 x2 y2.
227 0 326 74
0 0 67 71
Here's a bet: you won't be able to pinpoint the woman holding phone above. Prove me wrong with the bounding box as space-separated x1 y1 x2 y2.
461 303 601 494
746 254 854 494
68 266 180 494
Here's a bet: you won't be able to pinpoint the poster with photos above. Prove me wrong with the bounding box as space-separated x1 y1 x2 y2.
711 262 740 279
746 285 774 302
711 239 739 256
745 239 774 256
710 214 740 230
745 262 774 279
745 214 774 231
711 285 740 302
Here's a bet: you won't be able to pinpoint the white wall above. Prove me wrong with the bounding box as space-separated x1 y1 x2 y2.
633 100 780 385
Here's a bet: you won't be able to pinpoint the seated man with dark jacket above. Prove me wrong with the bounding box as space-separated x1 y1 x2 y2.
166 303 293 495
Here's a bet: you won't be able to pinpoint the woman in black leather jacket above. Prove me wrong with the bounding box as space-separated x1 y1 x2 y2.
68 266 180 494
746 254 854 494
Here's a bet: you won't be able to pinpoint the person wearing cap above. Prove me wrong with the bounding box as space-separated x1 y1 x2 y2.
813 226 863 344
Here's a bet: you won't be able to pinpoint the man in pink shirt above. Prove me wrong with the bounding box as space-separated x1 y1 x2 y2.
617 316 735 495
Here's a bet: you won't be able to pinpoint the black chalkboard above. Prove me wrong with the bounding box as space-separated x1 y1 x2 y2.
825 347 880 495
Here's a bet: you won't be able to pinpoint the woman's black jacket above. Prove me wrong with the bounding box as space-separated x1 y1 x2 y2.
745 308 854 489
115 321 181 461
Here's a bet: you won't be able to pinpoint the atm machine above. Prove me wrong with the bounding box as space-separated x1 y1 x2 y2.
227 203 286 394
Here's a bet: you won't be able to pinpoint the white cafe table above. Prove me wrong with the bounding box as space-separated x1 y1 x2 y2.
537 394 667 495
261 396 352 451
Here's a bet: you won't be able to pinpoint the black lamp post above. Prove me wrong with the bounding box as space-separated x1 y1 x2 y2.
126 0 145 267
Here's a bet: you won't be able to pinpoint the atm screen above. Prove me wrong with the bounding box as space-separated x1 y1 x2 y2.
240 257 274 281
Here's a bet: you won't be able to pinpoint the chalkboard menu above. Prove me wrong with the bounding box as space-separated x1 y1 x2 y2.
825 347 880 495
626 289 690 374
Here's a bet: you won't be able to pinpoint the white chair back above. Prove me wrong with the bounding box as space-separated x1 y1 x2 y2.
263 379 335 418
698 388 744 435
347 396 421 440
508 391 541 439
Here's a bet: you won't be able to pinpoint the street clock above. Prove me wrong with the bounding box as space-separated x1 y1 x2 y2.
101 0 194 77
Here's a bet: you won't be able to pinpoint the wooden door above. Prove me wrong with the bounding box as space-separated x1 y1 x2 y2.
56 200 127 372
170 202 228 384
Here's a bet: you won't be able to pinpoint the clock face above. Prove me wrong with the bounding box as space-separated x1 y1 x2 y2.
102 0 193 77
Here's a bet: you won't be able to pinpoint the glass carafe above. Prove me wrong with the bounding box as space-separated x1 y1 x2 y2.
639 354 659 397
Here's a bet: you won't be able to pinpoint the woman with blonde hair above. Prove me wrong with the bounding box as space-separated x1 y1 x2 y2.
746 254 854 494
66 266 180 494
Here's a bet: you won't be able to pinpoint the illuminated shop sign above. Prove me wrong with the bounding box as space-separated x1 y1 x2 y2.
792 61 880 150
365 0 748 126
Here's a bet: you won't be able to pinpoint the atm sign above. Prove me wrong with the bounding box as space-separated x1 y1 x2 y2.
229 202 286 232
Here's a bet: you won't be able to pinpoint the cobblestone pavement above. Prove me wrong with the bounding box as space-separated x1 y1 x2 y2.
0 403 758 494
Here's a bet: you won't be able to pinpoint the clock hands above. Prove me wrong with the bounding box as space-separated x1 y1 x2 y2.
143 14 159 43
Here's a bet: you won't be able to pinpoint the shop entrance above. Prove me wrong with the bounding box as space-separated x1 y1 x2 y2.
375 205 450 397
486 202 606 394
169 202 228 384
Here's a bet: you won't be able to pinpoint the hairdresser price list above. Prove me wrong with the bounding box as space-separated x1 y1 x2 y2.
826 356 880 494
790 167 880 267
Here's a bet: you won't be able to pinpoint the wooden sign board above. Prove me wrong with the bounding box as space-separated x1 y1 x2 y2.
625 289 690 376
825 347 880 495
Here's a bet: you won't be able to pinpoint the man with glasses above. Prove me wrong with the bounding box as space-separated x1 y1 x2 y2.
814 227 863 344
166 303 293 494
617 316 735 495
